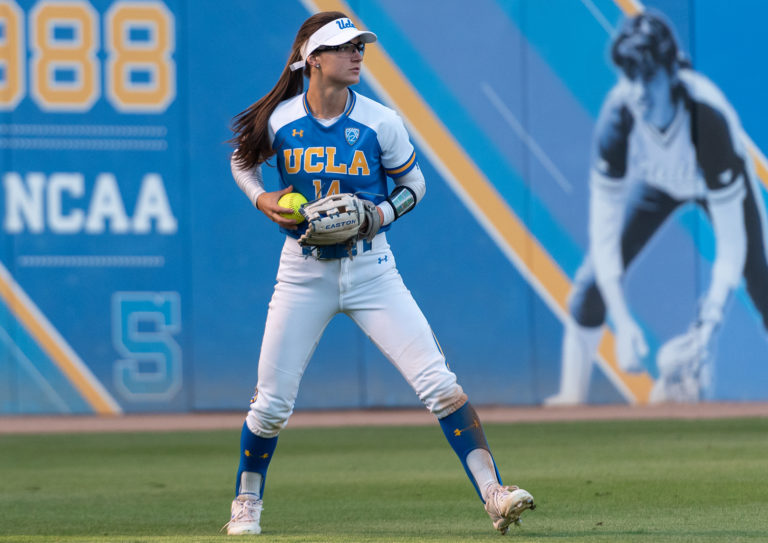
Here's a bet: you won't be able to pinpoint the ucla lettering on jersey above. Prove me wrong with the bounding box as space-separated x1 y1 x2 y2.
282 147 371 176
269 90 417 238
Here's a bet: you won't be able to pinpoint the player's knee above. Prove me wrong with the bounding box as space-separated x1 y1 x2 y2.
247 398 293 438
569 265 606 327
413 365 467 418
431 389 468 419
570 286 606 327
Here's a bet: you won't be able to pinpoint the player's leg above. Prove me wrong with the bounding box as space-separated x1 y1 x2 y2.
545 260 606 405
227 240 339 535
548 183 681 404
438 401 535 534
345 239 534 533
618 184 681 267
740 177 768 330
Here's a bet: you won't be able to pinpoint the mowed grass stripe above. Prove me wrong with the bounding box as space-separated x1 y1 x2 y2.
1 418 767 542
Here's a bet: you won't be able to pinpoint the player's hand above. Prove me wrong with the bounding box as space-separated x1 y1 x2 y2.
256 185 301 230
615 318 648 373
357 201 384 243
360 207 383 228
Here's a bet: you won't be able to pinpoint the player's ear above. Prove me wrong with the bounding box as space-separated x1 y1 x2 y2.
307 53 320 69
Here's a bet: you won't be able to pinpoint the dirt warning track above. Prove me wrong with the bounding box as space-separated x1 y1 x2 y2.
2 402 768 434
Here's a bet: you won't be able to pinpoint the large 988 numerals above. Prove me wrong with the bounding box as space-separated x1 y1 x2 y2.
0 0 175 113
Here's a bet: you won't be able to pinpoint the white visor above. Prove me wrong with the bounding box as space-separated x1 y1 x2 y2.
289 18 377 72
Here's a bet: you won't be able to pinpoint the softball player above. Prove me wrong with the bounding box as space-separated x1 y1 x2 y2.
547 11 768 405
224 11 534 535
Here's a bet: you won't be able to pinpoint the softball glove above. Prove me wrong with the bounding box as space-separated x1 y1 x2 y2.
649 324 712 403
298 193 366 247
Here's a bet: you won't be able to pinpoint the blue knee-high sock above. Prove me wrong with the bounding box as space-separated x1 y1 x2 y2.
439 402 501 500
235 421 278 498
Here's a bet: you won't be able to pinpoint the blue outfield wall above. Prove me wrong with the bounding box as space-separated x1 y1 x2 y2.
0 0 766 414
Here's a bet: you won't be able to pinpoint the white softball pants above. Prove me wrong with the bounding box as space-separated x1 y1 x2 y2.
247 233 466 437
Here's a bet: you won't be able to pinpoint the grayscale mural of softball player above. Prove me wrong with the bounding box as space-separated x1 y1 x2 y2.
547 10 768 405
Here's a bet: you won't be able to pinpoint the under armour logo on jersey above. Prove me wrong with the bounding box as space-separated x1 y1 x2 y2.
378 255 388 264
345 128 360 145
292 129 304 138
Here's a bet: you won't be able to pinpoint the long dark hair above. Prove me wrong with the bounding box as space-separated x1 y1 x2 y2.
230 11 347 169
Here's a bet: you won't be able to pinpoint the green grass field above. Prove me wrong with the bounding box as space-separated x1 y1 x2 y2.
1 417 767 542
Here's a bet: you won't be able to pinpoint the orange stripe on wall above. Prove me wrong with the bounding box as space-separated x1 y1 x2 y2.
613 0 642 16
310 0 654 402
749 148 768 190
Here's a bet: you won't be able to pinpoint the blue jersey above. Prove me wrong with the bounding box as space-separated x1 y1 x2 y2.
269 90 417 238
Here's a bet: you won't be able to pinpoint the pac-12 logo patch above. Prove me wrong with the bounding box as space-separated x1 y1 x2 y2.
345 128 360 146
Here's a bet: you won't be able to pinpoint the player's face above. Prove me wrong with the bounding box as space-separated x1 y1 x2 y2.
625 64 673 123
314 39 364 87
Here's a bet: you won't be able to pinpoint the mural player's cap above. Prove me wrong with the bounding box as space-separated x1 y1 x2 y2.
289 18 377 72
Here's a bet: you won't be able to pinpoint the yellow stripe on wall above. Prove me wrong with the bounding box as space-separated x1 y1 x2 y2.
308 0 654 402
613 0 642 16
0 265 121 414
749 147 768 186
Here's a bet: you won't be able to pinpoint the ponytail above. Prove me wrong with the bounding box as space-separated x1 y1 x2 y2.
230 11 347 170
230 63 304 169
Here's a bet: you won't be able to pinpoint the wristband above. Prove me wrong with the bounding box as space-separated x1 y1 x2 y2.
386 186 416 219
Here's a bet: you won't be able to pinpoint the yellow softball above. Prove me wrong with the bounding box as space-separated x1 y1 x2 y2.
277 192 308 222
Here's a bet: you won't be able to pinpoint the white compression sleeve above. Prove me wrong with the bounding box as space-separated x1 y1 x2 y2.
588 169 634 323
466 449 499 501
378 164 426 226
589 169 625 287
702 177 747 323
239 472 263 498
231 153 266 209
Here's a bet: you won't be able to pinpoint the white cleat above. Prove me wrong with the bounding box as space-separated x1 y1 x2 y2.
484 484 535 535
225 494 263 535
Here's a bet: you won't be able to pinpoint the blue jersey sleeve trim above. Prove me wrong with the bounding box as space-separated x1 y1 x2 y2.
385 150 417 177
